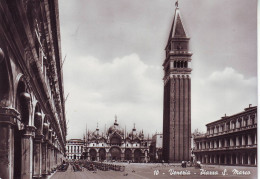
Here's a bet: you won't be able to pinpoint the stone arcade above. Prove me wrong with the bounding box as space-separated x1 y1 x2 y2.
193 106 257 166
0 0 67 178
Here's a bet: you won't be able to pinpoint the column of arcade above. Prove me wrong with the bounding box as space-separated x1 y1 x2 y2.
196 133 256 151
197 152 257 166
195 132 257 166
0 103 65 178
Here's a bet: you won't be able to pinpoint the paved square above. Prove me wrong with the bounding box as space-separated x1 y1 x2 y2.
50 163 257 179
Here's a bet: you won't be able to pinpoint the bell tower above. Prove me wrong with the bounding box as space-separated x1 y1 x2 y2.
162 3 192 162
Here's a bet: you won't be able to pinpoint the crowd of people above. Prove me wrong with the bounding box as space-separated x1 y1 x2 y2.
56 161 69 172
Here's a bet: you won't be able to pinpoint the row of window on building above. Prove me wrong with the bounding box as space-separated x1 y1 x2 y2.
207 114 256 135
66 146 83 153
88 143 144 147
196 133 257 150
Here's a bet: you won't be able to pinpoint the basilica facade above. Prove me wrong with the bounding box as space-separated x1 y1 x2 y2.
83 118 151 163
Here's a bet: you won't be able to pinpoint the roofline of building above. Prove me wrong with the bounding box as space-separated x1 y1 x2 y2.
206 106 257 127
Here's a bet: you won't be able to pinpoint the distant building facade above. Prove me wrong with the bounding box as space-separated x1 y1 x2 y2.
162 5 192 162
0 0 67 178
66 139 84 160
149 134 163 162
193 106 257 166
84 117 151 162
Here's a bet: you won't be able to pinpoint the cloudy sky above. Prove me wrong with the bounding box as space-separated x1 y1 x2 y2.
59 0 257 139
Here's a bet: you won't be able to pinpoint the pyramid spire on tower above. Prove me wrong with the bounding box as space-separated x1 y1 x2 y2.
166 2 189 50
163 3 192 79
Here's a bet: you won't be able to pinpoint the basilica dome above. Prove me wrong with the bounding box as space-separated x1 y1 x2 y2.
92 130 100 138
139 130 144 139
128 124 137 138
90 124 101 139
108 117 124 136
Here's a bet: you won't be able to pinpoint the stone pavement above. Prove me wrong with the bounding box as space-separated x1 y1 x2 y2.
50 163 257 179
50 164 139 179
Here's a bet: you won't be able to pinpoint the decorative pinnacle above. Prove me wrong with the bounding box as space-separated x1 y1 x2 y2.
175 0 179 8
133 123 136 131
114 115 118 126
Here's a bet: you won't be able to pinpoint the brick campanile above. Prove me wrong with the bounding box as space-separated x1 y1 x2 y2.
162 5 192 162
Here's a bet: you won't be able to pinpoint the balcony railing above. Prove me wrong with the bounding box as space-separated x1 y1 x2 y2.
205 124 257 138
194 144 257 152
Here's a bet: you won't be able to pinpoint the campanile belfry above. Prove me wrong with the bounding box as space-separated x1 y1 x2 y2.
162 3 192 162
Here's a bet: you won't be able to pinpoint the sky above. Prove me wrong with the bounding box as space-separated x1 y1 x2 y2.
59 0 257 139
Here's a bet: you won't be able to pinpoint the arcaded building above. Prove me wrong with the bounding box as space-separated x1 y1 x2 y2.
84 118 151 162
162 4 192 162
193 106 257 166
0 0 67 178
66 139 84 160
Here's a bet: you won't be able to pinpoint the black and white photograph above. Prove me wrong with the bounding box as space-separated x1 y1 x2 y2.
0 0 258 178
